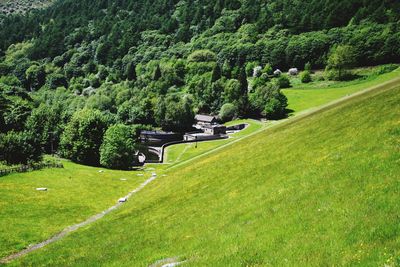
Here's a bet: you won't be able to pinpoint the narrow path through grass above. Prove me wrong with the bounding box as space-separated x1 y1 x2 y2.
0 175 159 264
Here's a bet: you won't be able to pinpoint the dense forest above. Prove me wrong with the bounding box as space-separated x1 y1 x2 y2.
0 0 54 15
1 0 400 169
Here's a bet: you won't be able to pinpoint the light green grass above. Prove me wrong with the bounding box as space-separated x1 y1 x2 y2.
0 160 148 258
284 67 400 114
165 119 264 165
10 72 400 266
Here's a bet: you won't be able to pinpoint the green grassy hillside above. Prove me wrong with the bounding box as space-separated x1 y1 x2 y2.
0 161 147 258
10 76 400 265
165 67 400 167
284 66 400 114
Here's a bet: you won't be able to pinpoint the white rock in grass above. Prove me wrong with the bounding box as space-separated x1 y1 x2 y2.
137 173 144 176
152 172 157 177
120 178 127 181
36 188 47 191
162 263 183 267
98 170 104 173
118 197 127 203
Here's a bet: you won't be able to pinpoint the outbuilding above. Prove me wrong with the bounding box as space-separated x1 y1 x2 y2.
202 124 227 135
194 114 218 125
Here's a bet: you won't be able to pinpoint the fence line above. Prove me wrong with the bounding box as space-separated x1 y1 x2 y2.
0 162 64 177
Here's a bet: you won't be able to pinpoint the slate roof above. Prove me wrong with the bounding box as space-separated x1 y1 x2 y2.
195 114 217 123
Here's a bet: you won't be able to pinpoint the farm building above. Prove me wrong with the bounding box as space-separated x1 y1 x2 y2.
202 124 227 135
194 114 218 125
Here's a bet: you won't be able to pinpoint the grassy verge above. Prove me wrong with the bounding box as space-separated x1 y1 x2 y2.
11 73 400 266
0 160 148 258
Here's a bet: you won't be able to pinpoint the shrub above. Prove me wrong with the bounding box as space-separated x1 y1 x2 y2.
325 45 356 81
375 64 398 75
60 109 109 166
304 62 312 72
187 50 217 62
249 82 288 119
219 103 237 122
273 75 291 89
300 71 312 83
0 131 42 165
263 64 273 75
100 124 138 170
46 73 68 89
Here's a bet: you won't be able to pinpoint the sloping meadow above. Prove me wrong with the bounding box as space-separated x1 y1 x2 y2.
11 83 400 266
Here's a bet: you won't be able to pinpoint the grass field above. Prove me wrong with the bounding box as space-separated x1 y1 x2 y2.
284 66 400 114
0 161 148 258
8 71 400 265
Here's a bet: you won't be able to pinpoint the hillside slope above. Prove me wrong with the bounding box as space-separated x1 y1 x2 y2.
11 79 400 265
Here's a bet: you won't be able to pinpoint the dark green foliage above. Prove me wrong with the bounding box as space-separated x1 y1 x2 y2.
263 64 273 76
304 62 312 72
219 103 237 123
274 75 291 89
100 124 138 170
156 95 194 133
249 83 288 119
223 79 242 104
0 84 33 132
46 73 68 89
0 130 42 164
211 64 221 82
117 98 154 126
0 63 12 76
25 64 46 91
60 109 109 166
125 62 137 81
153 65 162 81
188 50 217 63
25 104 63 154
300 71 312 83
325 45 356 81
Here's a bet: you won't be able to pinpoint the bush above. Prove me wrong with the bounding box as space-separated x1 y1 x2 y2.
249 83 288 119
187 50 217 62
0 131 42 165
324 68 354 81
304 62 312 72
325 45 356 81
46 73 68 89
300 71 312 83
60 109 109 166
155 95 195 133
100 124 138 170
273 75 291 89
219 103 237 122
375 64 398 75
